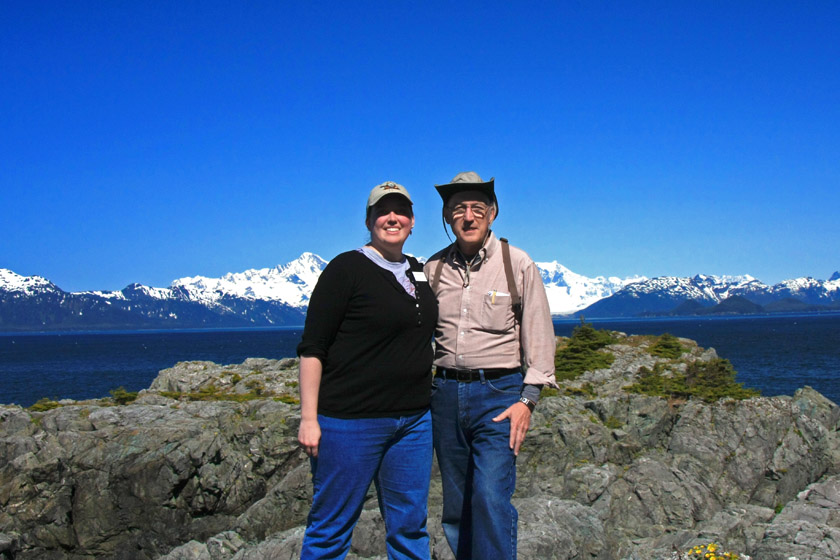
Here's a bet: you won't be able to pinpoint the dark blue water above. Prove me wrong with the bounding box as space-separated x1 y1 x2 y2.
1 315 837 408
0 327 303 407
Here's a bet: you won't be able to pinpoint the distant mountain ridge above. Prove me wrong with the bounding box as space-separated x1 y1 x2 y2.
0 256 325 331
1 256 838 331
581 272 840 318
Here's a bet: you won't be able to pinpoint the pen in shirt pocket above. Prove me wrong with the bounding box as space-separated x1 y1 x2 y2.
488 290 510 303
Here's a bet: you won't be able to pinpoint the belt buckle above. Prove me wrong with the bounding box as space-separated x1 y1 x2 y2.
456 369 473 382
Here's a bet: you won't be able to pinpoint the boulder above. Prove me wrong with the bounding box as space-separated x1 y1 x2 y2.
1 337 838 559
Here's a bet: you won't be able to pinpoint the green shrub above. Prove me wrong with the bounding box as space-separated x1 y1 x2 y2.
683 359 760 401
29 398 61 412
555 321 616 381
626 358 760 403
110 387 139 405
649 333 686 359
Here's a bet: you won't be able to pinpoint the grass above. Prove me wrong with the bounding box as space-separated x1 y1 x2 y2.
604 416 623 429
158 382 299 404
25 379 298 412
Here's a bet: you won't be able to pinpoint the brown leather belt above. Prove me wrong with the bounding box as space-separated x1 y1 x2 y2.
434 367 521 382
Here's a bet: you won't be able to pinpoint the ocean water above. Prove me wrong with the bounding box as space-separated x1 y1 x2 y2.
1 315 838 408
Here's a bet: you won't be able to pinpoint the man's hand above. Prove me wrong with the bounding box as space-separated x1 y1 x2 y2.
298 418 321 458
492 402 532 455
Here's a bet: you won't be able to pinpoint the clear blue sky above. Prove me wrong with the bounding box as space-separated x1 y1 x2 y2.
2 1 838 292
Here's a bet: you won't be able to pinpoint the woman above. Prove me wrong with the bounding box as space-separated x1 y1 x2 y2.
296 181 438 559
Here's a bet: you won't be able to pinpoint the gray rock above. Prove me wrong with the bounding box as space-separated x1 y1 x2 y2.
2 336 838 559
750 474 840 560
0 532 20 559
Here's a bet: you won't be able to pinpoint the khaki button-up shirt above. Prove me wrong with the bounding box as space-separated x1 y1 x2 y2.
424 232 557 387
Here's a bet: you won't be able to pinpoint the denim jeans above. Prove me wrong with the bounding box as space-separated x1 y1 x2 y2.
301 409 433 560
431 371 522 560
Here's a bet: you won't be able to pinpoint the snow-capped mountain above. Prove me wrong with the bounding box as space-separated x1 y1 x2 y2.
0 269 61 296
169 252 326 308
534 261 646 314
0 254 327 331
580 273 840 318
767 275 840 304
2 259 839 331
629 274 763 302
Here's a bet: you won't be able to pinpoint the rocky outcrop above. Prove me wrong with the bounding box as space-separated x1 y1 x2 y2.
1 337 838 559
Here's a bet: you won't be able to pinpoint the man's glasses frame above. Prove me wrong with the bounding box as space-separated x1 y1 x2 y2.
447 203 490 219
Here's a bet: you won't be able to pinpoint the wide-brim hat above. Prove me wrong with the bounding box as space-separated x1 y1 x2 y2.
434 171 497 216
367 181 413 211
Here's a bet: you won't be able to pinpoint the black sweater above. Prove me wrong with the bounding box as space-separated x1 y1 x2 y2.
297 250 438 418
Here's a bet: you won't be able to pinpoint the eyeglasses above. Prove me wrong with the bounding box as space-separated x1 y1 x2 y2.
448 203 489 219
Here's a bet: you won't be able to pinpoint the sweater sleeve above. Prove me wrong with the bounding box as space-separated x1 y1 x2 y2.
296 255 354 361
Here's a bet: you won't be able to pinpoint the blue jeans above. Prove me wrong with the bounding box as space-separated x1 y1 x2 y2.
301 410 433 560
431 371 521 560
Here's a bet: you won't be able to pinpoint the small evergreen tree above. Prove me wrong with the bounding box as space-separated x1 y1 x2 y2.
555 319 616 381
649 333 686 358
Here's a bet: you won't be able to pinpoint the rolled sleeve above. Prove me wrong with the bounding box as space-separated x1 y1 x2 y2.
519 260 558 388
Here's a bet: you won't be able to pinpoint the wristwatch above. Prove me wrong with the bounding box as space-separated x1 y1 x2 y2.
518 396 536 412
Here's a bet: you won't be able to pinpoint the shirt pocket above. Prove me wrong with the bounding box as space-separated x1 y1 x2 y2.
480 291 515 333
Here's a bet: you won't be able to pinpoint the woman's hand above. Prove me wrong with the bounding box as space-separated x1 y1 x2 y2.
298 418 321 457
298 356 324 458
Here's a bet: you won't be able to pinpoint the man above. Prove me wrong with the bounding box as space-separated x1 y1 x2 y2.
424 171 557 559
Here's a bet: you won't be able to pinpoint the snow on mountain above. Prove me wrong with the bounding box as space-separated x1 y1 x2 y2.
0 269 61 295
615 274 765 303
534 261 646 314
579 274 770 318
123 284 177 300
5 259 839 327
86 284 175 301
170 252 328 308
769 275 840 303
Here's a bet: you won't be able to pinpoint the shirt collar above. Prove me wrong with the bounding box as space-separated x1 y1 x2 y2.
447 230 498 266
